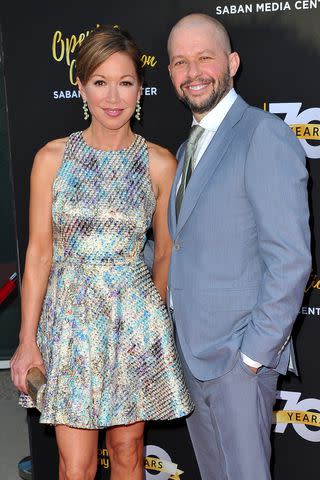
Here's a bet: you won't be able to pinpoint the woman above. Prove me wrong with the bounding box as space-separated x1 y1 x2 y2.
10 25 193 480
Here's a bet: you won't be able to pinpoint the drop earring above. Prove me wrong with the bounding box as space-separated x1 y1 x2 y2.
135 100 141 121
82 100 89 120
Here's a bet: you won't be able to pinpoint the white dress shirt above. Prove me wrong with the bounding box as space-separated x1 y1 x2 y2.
173 88 261 369
176 88 238 191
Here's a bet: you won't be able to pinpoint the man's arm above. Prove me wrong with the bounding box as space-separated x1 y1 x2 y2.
240 116 312 368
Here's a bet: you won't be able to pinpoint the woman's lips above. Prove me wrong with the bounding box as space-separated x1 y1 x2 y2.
103 108 123 117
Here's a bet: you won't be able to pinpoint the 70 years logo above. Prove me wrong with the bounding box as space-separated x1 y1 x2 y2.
273 390 320 442
266 102 320 159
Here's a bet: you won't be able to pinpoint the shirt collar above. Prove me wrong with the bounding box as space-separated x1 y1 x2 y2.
192 88 238 132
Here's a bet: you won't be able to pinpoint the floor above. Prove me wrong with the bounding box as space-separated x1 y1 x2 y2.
0 369 29 480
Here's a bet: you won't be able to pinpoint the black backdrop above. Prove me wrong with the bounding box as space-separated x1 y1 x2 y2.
1 1 320 478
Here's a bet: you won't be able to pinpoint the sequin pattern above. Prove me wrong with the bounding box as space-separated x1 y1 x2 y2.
20 132 193 428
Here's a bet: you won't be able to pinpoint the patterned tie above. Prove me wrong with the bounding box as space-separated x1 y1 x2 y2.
176 124 205 220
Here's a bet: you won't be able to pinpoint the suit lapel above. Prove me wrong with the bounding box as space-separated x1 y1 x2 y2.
175 96 249 238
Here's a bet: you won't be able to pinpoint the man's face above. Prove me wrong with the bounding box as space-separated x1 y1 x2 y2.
168 25 237 119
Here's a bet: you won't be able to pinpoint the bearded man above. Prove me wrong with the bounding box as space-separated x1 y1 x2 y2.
167 13 311 480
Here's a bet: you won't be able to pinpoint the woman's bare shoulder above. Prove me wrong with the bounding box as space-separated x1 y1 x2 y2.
32 137 68 179
147 141 177 174
146 141 177 198
36 137 68 160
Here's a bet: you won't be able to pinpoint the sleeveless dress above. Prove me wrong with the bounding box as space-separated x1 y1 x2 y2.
20 131 193 429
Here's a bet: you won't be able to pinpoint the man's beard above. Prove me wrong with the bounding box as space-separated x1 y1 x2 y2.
177 70 231 115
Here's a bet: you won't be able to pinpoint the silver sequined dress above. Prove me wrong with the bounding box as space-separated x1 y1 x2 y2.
20 132 193 428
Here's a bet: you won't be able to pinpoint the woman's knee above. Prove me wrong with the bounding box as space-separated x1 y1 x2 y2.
107 436 144 469
63 462 97 480
55 425 98 480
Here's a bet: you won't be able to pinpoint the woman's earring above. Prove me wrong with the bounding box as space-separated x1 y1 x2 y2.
135 100 141 121
82 100 89 120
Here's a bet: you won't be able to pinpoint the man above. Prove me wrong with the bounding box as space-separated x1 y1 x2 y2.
167 13 311 480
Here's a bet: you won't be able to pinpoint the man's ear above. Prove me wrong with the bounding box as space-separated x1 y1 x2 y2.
229 52 240 78
168 64 172 79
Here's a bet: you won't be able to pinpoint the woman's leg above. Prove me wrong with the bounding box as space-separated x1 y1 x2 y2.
55 425 99 480
106 421 145 480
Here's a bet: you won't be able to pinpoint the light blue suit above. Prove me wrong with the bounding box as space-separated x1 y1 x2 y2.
168 96 311 479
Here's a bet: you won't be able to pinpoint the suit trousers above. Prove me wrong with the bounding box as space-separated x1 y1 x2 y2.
180 350 279 480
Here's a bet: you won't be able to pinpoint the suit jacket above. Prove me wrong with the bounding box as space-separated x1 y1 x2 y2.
168 96 311 380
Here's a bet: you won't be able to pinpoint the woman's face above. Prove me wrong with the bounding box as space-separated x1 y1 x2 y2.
78 51 141 130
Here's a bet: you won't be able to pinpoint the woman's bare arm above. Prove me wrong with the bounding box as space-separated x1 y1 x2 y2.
10 138 66 393
148 142 177 302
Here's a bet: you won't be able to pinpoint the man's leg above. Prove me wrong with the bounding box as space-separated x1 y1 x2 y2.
183 354 278 480
183 360 227 480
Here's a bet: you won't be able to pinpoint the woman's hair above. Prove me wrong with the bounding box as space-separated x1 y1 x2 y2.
76 25 143 85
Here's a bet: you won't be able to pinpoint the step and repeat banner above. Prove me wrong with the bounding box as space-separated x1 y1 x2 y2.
1 1 320 478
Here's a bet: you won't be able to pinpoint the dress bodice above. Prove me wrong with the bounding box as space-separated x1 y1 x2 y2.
52 132 156 265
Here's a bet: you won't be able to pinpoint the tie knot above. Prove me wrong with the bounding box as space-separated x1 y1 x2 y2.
188 124 205 145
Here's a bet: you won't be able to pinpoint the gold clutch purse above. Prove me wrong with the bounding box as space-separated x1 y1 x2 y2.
26 367 46 411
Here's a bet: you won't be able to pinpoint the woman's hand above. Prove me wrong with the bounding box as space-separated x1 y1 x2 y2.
10 341 45 394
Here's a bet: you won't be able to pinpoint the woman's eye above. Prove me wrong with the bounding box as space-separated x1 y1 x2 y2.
94 80 105 86
121 81 133 86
